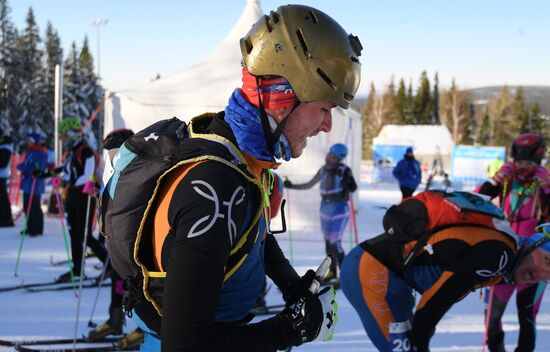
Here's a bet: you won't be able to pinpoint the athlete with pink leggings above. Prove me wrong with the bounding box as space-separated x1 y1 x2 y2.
478 133 550 352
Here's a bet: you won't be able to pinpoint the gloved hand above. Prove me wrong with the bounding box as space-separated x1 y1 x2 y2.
32 169 45 178
533 166 550 188
284 286 338 345
283 178 293 188
82 180 96 195
283 270 316 306
492 162 514 183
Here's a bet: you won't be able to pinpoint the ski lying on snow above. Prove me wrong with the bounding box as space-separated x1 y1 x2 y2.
0 336 119 348
0 276 107 293
50 253 96 267
25 278 110 293
15 342 131 352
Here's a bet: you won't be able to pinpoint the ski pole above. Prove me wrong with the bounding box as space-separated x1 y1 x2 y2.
52 177 77 293
349 197 359 245
14 176 37 276
73 188 94 347
482 287 495 352
285 188 294 265
88 256 110 328
283 256 332 352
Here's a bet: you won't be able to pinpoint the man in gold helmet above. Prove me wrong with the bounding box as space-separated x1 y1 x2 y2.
100 4 362 351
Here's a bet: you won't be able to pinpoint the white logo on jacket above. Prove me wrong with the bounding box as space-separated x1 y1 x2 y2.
144 133 159 142
188 180 245 246
476 251 508 277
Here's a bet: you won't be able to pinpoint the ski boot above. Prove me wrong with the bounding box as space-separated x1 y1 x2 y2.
118 328 144 350
88 307 124 341
56 270 81 283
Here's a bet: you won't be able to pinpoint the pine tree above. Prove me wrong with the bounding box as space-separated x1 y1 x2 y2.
15 7 43 142
79 36 103 147
432 72 440 124
380 76 397 124
35 21 62 146
475 109 491 145
405 80 415 124
63 41 88 123
414 70 432 124
511 87 529 134
459 103 475 145
361 83 378 159
0 0 20 136
490 86 513 146
394 78 407 124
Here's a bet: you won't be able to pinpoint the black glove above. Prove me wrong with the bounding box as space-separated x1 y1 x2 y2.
283 179 292 188
283 269 316 306
32 169 45 178
283 286 337 346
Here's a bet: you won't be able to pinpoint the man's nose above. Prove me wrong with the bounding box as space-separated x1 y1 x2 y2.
320 112 332 133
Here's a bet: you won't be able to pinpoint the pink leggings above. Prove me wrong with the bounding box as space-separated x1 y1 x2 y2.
486 281 546 352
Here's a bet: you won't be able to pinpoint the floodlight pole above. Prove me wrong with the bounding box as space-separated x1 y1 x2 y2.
91 18 108 150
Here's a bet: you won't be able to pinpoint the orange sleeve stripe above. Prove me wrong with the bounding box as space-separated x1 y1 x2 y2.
416 271 453 311
152 161 207 271
359 251 394 340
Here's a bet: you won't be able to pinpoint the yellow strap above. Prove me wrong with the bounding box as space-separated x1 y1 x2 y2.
147 271 167 278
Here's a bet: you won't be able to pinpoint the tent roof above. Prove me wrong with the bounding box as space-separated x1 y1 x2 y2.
112 0 262 110
373 124 455 155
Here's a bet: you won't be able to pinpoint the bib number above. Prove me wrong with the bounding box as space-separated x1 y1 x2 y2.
389 320 412 352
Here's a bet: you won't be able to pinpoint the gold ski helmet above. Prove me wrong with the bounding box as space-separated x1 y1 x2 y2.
240 4 363 109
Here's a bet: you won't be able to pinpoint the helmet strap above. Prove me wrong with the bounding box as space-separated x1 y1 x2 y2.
255 76 299 156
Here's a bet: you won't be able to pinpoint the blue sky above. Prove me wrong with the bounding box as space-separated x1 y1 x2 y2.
9 0 550 95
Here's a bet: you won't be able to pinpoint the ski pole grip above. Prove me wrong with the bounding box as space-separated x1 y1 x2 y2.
309 255 332 294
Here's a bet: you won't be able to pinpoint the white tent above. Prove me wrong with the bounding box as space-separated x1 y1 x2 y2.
373 124 454 156
103 0 363 239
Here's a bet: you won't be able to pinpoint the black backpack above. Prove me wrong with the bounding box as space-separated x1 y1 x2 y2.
99 115 263 333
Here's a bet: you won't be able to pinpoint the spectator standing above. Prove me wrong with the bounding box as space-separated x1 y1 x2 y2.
392 147 422 199
17 133 48 236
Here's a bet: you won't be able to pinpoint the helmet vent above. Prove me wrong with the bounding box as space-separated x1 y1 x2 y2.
271 11 280 24
306 10 319 24
349 34 363 57
265 15 274 32
316 68 337 91
243 37 253 54
296 29 311 58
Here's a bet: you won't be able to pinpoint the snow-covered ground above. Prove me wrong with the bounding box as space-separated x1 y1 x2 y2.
1 182 549 351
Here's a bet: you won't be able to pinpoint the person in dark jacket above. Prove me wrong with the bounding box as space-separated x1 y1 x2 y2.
37 117 109 282
285 143 358 282
392 147 422 199
17 132 48 236
0 128 14 227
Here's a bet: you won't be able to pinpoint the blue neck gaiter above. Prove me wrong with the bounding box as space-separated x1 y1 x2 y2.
224 89 291 162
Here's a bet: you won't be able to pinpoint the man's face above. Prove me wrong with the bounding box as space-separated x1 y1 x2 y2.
282 101 334 158
514 247 550 283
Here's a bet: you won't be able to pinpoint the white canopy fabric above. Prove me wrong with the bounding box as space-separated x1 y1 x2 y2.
373 124 455 155
103 0 363 239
